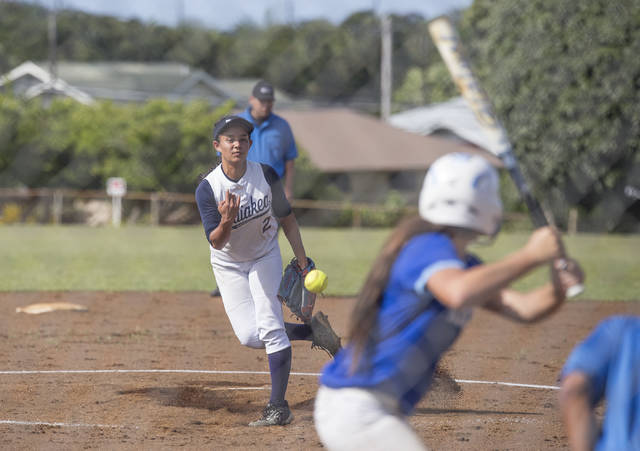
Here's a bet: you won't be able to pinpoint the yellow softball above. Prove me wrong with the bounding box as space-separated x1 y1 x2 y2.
304 269 328 293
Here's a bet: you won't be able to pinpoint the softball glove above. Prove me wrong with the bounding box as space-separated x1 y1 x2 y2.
278 257 316 323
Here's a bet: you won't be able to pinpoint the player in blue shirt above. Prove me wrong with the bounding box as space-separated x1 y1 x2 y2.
314 153 584 450
560 315 640 451
238 80 298 200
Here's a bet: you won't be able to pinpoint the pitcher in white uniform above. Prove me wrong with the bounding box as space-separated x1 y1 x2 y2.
196 115 323 427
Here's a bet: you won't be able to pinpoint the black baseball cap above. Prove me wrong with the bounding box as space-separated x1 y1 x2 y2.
252 80 275 101
212 115 254 140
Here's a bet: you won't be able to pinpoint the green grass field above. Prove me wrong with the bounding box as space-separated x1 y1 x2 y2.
0 225 638 300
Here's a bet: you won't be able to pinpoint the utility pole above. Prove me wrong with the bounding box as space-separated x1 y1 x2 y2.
284 0 295 25
48 0 58 81
380 14 392 121
176 0 185 25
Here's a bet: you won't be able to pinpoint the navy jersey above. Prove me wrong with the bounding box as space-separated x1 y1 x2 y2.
195 161 291 264
320 232 481 414
561 316 640 451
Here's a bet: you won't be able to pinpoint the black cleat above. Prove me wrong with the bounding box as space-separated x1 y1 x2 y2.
248 401 293 427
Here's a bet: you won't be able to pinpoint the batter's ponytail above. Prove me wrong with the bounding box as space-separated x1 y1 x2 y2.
348 215 442 372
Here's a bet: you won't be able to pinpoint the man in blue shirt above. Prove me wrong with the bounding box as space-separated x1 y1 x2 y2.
238 80 298 201
560 315 640 450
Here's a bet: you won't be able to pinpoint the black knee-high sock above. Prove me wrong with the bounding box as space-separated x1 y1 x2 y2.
284 322 313 341
268 346 292 405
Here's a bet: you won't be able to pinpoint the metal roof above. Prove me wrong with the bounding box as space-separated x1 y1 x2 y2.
5 61 299 106
0 61 94 104
278 108 502 173
389 97 499 154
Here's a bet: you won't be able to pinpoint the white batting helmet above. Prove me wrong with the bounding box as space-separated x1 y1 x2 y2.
419 153 503 236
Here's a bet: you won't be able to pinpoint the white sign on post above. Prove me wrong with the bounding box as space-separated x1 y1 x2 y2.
107 177 127 197
106 177 127 227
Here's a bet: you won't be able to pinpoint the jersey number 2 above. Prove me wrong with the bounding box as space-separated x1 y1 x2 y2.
262 217 271 233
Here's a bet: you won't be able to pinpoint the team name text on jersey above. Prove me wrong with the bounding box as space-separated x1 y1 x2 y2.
233 194 271 228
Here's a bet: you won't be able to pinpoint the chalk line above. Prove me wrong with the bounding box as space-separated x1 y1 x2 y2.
0 419 133 429
454 379 560 390
203 386 268 391
0 369 560 390
0 369 317 376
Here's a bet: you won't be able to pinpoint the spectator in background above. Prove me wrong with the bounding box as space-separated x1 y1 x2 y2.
559 315 640 451
239 80 298 201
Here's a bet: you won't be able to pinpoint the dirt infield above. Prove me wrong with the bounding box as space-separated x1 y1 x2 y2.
0 292 638 450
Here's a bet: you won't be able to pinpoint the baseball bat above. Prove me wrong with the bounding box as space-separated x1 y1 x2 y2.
428 16 583 298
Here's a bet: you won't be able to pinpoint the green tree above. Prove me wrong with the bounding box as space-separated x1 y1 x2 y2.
457 0 640 231
0 94 26 185
0 94 234 192
393 67 425 106
0 2 448 105
0 2 48 71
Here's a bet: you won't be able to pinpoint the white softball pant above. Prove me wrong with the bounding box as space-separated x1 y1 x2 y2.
212 245 290 354
314 385 427 451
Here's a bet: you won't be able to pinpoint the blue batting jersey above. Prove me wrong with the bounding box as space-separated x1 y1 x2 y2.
320 232 480 415
561 315 640 451
238 108 298 178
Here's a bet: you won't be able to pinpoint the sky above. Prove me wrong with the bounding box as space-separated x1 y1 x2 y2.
23 0 474 29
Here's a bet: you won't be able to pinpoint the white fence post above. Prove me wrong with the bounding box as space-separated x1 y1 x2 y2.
106 178 127 228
